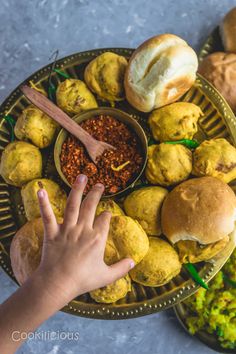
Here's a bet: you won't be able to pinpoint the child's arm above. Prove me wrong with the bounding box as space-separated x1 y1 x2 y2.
0 175 134 354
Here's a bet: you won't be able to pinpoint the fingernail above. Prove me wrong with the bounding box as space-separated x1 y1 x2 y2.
95 183 104 189
38 181 44 189
76 174 87 183
130 261 135 269
103 211 112 217
37 189 45 199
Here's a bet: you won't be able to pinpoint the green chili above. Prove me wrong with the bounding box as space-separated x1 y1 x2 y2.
147 137 156 146
164 139 199 149
184 263 209 290
216 326 224 337
53 68 70 79
3 115 16 142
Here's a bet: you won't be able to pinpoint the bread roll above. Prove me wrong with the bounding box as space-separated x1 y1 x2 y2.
220 7 236 53
124 34 198 112
161 177 236 245
198 52 236 112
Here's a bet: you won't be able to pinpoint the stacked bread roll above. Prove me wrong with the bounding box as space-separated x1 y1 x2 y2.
199 7 236 113
220 7 236 53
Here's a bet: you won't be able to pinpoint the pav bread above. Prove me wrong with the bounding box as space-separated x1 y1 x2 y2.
220 7 236 53
161 177 236 262
124 34 198 112
198 52 236 112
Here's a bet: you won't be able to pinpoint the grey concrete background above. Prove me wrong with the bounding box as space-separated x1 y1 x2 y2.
0 0 236 353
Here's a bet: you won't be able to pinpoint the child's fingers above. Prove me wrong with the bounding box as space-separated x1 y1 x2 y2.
93 211 111 239
63 175 87 227
107 258 135 284
37 189 58 238
78 183 104 228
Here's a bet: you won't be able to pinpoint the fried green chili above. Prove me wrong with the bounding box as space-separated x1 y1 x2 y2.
184 263 209 290
164 139 199 149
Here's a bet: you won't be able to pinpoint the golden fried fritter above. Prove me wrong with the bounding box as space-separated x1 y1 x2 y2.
14 105 58 148
96 199 124 217
146 143 192 186
56 79 98 115
192 138 236 183
130 237 181 287
0 141 42 187
148 102 203 142
124 186 168 236
84 52 128 102
90 275 131 303
109 215 149 264
176 237 230 263
21 178 66 221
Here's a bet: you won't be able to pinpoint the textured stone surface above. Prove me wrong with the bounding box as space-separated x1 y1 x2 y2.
0 0 235 353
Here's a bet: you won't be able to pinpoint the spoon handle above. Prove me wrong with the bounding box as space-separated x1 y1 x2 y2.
20 85 96 147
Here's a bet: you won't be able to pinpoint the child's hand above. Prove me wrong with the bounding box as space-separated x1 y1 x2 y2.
36 174 134 306
0 175 135 353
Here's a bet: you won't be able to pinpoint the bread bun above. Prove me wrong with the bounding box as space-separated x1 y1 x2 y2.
124 34 198 112
161 177 236 245
220 7 236 53
10 218 44 285
198 52 236 112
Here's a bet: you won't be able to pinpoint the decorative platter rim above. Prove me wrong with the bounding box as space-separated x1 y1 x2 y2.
0 47 235 320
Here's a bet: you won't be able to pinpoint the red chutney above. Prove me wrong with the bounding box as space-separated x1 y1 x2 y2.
60 114 144 195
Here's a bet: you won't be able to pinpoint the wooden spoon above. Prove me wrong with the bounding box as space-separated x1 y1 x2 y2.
20 85 115 163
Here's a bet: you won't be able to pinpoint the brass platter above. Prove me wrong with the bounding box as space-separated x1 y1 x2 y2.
175 31 236 352
0 48 236 320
